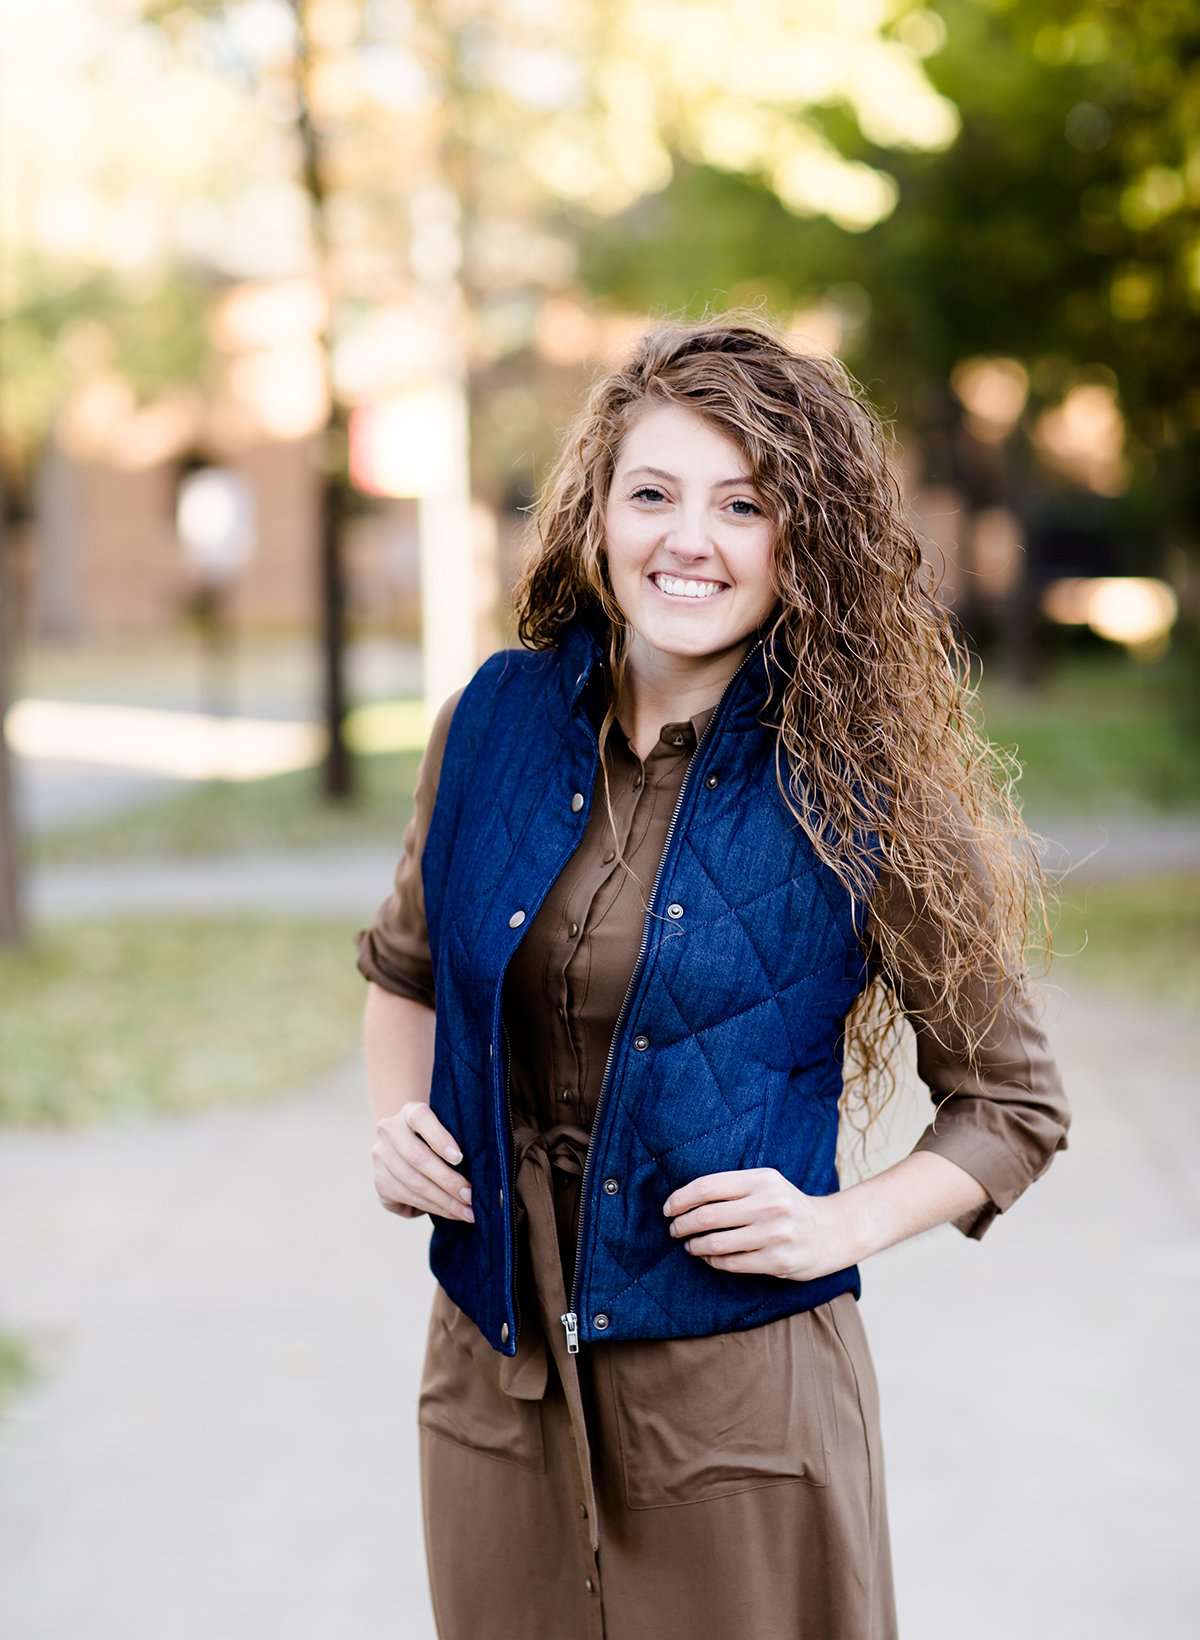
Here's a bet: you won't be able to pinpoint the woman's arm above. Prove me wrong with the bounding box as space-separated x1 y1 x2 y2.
363 982 437 1127
356 686 474 1224
845 809 1072 1249
836 1149 991 1264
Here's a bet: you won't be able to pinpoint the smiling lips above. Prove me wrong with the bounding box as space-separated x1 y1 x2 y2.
649 571 729 601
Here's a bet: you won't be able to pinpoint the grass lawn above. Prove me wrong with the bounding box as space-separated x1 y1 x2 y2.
0 912 371 1126
1047 872 1200 1013
982 652 1200 814
28 745 424 867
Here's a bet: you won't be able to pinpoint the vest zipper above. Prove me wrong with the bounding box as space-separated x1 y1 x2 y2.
560 635 766 1354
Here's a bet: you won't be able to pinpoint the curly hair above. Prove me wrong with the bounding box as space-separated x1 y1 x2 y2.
509 306 1056 1178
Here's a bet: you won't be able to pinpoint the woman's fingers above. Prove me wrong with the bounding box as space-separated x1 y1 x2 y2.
372 1144 475 1223
378 1107 473 1205
402 1100 466 1166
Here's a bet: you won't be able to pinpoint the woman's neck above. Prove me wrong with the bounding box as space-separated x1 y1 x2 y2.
612 635 751 757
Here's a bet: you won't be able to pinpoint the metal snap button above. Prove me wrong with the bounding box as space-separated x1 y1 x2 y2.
603 1177 619 1194
501 1320 509 1342
632 773 643 788
666 902 683 918
602 850 615 864
671 733 684 746
578 1502 588 1517
584 1577 595 1592
508 909 525 927
705 771 719 788
593 1313 609 1330
633 1034 649 1051
571 791 584 811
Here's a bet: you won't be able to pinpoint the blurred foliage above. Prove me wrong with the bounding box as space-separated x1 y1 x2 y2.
578 0 1200 537
0 913 367 1125
0 252 214 480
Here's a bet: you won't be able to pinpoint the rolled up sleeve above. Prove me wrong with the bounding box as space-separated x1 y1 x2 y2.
353 685 464 1008
864 817 1071 1241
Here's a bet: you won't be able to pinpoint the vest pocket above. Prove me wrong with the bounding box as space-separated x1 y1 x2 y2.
608 1310 830 1509
417 1283 546 1473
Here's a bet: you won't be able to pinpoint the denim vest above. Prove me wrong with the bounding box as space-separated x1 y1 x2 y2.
420 610 881 1358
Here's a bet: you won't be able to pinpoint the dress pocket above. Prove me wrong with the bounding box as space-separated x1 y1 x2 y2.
608 1310 830 1509
417 1283 546 1473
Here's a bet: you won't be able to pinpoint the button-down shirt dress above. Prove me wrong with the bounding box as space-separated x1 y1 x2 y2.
355 672 1070 1640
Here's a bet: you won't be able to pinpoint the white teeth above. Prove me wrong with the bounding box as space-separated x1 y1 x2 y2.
651 573 727 600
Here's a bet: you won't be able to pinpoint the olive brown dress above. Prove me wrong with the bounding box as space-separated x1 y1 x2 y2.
355 676 1070 1640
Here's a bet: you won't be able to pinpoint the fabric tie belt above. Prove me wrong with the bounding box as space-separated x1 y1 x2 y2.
496 1114 600 1551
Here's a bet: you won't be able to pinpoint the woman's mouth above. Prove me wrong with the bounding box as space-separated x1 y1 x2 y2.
648 571 730 602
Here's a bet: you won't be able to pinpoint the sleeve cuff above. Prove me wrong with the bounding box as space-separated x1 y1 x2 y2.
908 1099 1053 1241
354 928 436 1009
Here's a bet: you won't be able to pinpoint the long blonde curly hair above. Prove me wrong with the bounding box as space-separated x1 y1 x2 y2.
510 307 1055 1176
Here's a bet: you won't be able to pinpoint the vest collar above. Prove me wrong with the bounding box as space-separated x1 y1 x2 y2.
551 605 786 736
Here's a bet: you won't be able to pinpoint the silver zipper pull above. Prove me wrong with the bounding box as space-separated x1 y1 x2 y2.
560 1311 580 1353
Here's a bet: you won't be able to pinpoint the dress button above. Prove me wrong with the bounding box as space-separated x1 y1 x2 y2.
560 1088 573 1101
705 771 719 788
571 791 585 811
500 1321 509 1342
632 773 643 789
603 1177 619 1194
578 1501 588 1517
584 1577 595 1593
671 733 684 746
633 1034 649 1051
508 909 525 927
602 850 615 864
594 1312 609 1330
666 902 683 919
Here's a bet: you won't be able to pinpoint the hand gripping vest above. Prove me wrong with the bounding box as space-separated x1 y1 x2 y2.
419 609 882 1357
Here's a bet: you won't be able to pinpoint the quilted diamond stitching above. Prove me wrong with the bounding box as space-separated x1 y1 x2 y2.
654 966 734 1119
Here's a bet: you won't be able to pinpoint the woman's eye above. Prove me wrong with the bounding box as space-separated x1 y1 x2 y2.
729 498 762 517
631 486 666 503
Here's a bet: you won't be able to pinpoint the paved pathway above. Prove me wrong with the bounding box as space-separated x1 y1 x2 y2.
1 974 1198 1638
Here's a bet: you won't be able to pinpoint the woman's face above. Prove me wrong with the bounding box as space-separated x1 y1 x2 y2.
604 402 778 668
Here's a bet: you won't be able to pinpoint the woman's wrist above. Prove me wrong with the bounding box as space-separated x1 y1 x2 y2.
831 1151 993 1265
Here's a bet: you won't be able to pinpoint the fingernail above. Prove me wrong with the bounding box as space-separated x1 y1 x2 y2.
447 1147 463 1164
459 1185 472 1202
464 1208 475 1223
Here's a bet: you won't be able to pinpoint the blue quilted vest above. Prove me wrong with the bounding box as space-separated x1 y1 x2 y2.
420 608 881 1358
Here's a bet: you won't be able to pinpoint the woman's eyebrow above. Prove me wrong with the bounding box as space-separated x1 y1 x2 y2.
625 465 757 488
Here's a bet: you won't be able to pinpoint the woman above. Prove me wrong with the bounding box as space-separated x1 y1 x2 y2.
356 312 1071 1640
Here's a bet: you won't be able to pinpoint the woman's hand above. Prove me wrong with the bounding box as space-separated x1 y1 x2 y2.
662 1167 857 1282
372 1100 475 1225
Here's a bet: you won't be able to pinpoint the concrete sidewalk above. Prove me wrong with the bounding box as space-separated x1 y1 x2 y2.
1 976 1197 1638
